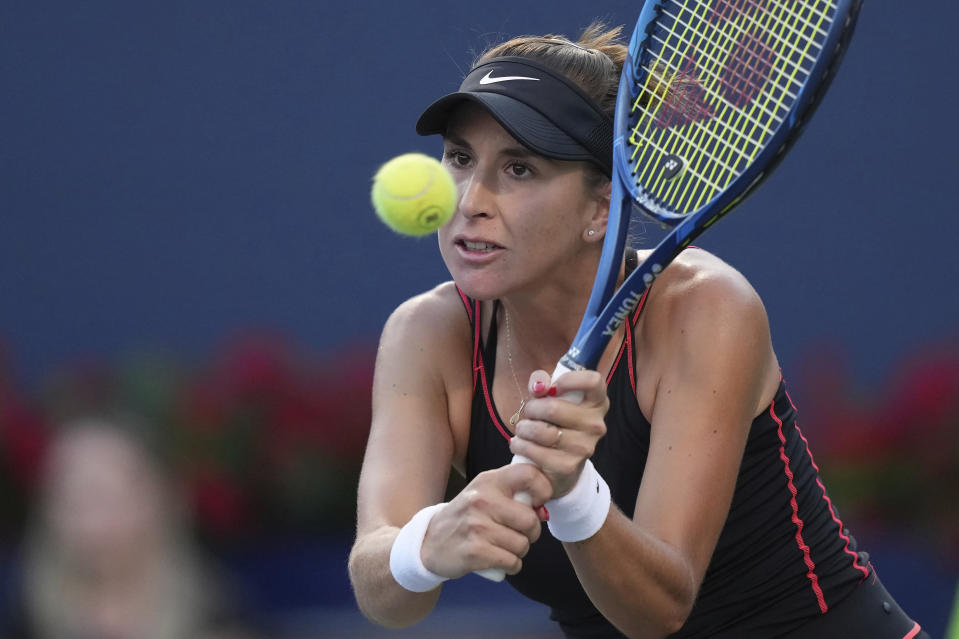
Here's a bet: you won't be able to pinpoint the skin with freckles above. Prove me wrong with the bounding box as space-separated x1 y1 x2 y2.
349 92 784 638
437 104 608 307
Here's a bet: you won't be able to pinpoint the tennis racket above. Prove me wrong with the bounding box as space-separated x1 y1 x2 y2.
477 0 862 582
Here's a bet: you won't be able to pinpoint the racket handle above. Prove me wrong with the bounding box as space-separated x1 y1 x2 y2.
475 363 584 582
549 360 583 404
474 456 534 582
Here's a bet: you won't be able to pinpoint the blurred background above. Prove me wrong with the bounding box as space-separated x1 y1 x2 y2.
1 1 956 637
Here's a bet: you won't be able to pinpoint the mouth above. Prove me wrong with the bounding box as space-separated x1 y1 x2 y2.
455 238 503 253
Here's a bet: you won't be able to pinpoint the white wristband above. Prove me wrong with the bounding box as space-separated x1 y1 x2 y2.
546 460 611 542
389 503 449 592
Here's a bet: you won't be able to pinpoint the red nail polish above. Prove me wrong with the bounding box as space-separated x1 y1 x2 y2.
533 381 546 393
547 386 558 397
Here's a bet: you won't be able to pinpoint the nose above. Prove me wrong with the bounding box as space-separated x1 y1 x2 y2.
457 170 496 220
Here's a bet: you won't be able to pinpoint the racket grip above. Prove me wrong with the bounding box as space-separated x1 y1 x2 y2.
475 456 534 582
550 361 583 404
476 365 585 582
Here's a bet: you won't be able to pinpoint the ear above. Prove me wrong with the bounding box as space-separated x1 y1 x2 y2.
583 179 612 243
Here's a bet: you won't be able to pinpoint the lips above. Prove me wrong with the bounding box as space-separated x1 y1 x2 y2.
461 240 499 251
455 237 503 253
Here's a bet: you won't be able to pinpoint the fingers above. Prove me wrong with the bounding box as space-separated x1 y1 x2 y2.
500 461 553 512
519 370 608 446
548 369 610 408
423 500 530 578
480 464 551 566
421 464 550 578
513 419 565 449
512 369 609 498
527 370 552 397
510 423 591 480
529 369 606 406
457 496 537 572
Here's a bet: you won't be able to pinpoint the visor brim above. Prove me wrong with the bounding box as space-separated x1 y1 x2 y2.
416 92 598 164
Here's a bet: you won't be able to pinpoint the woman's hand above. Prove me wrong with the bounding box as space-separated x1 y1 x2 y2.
509 370 609 499
419 462 552 578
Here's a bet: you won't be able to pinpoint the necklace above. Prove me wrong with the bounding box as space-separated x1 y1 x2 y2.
503 306 527 427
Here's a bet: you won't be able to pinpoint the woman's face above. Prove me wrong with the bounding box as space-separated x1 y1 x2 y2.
438 104 607 301
43 427 165 565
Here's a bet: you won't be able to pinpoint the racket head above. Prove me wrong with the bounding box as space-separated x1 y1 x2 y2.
619 0 862 225
566 0 862 372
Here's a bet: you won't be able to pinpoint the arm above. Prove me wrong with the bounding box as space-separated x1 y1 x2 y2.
349 285 551 627
510 257 780 638
348 288 458 627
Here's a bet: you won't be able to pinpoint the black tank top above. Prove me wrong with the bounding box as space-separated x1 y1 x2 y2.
457 255 871 639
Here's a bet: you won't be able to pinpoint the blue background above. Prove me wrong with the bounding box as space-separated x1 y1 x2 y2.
1 1 957 637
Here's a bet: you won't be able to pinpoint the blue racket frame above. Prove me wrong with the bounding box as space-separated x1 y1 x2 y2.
562 0 862 372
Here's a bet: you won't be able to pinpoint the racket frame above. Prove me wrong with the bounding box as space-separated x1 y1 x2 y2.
563 0 862 373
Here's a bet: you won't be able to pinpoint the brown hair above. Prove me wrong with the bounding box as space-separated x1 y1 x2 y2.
477 22 627 122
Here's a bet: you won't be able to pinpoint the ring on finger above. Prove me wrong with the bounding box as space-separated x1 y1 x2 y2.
552 428 563 448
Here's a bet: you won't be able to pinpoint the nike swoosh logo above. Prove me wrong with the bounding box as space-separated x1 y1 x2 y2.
479 70 541 85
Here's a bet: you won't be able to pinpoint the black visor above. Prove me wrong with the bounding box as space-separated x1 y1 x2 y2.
416 56 613 177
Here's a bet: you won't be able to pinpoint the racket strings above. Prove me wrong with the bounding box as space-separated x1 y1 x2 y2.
649 23 797 110
663 1 801 206
631 58 766 168
655 5 825 99
629 2 767 203
639 1 813 178
625 0 835 216
635 0 828 210
630 1 765 201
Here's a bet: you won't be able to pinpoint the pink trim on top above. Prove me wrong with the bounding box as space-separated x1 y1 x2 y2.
628 288 650 392
607 328 629 387
478 356 512 442
770 397 828 613
607 287 649 391
461 295 510 442
903 622 922 639
784 389 870 581
455 286 481 388
471 300 481 389
455 286 474 324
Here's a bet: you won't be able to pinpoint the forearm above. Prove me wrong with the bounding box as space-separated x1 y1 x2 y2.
348 526 442 628
566 507 697 639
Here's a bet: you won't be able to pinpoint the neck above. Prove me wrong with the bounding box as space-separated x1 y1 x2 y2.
499 254 626 373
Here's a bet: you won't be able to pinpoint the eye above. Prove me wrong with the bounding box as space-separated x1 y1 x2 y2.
507 161 533 178
444 149 472 169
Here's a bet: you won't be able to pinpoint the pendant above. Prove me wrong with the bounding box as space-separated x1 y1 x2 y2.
509 399 527 427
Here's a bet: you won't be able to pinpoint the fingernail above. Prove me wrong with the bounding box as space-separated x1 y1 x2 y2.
547 386 558 397
536 506 550 522
533 381 546 394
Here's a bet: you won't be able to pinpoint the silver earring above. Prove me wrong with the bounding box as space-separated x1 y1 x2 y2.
587 229 596 236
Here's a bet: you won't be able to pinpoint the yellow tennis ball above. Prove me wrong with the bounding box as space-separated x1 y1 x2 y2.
371 153 457 236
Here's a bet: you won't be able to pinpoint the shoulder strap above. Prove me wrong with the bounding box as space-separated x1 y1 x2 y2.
455 285 482 388
455 285 475 325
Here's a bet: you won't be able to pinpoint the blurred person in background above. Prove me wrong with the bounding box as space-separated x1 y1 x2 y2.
3 416 256 639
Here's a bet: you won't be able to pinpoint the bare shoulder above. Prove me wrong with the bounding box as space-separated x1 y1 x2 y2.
373 280 476 476
639 247 768 329
381 281 471 357
634 248 779 413
376 281 474 422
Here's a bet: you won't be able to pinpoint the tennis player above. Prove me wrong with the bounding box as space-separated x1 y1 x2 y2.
348 24 927 639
